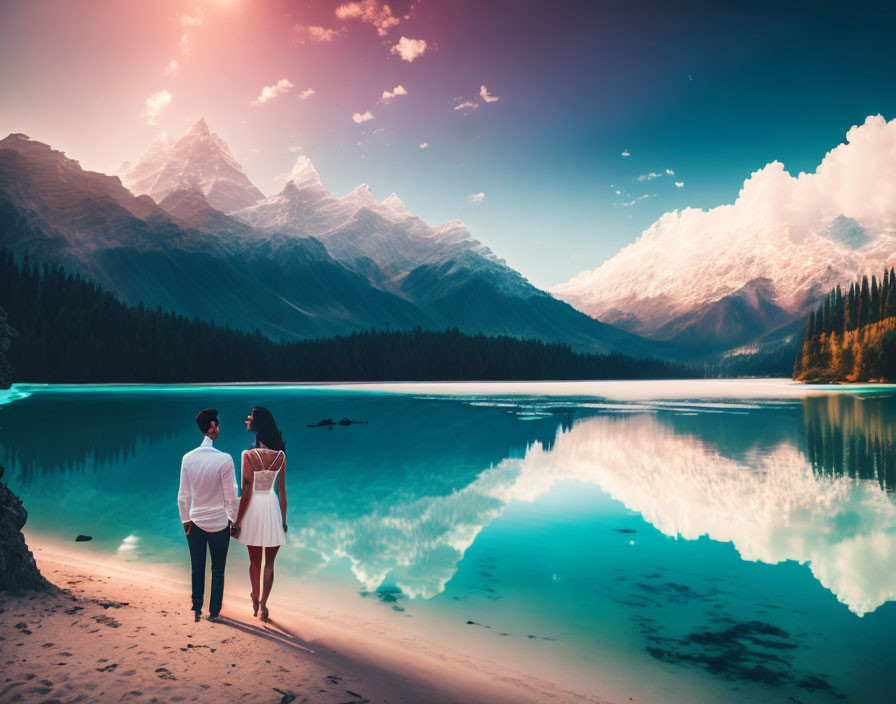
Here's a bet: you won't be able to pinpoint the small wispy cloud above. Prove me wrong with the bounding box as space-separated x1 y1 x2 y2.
336 0 400 36
142 90 172 125
636 169 676 182
299 88 316 100
179 34 192 56
674 181 684 188
380 84 408 102
179 9 203 26
287 145 303 153
353 110 374 123
621 149 630 157
294 24 342 42
419 142 429 149
251 78 295 106
467 192 485 203
479 85 499 103
454 99 478 112
163 59 180 77
614 194 653 207
390 36 427 62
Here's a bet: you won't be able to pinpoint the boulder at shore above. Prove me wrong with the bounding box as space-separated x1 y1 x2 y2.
0 465 52 592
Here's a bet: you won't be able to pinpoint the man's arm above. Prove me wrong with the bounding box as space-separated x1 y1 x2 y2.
221 455 239 526
178 457 192 534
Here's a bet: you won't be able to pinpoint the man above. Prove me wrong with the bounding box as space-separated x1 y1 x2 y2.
177 409 238 622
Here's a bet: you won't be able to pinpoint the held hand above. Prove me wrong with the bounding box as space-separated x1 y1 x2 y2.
183 521 192 536
230 522 241 538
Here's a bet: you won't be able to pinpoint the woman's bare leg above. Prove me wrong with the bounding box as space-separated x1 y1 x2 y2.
260 546 280 613
248 546 263 604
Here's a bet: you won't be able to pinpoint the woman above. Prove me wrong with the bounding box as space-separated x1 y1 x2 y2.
232 407 287 622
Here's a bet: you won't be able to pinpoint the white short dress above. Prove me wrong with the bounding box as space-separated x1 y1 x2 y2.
237 449 287 547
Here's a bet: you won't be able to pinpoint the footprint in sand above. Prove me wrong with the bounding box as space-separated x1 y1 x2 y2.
155 667 176 680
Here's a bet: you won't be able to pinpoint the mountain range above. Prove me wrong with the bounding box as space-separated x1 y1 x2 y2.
552 115 896 356
0 121 666 358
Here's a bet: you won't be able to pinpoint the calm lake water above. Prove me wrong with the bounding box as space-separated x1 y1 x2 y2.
2 380 896 703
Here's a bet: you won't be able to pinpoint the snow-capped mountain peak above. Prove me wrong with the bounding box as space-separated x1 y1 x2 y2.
380 193 411 219
341 183 378 207
120 120 263 213
284 155 322 189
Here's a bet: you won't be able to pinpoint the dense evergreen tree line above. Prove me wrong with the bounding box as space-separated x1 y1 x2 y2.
0 304 14 388
0 251 693 383
793 269 896 382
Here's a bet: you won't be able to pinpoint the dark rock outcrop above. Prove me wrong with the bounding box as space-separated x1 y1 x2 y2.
0 466 52 592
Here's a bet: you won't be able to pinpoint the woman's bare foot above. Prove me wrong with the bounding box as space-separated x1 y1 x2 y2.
250 592 259 617
259 604 269 622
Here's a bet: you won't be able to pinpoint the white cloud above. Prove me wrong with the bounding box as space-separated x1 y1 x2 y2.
419 142 429 149
390 36 427 62
380 84 408 102
294 24 342 42
163 59 180 77
353 111 374 123
621 149 630 157
453 99 478 112
299 88 316 100
674 181 684 188
666 168 675 176
179 9 202 26
336 0 400 36
142 90 172 125
179 34 192 56
287 145 303 152
251 78 295 106
479 85 499 103
636 172 663 181
467 192 485 202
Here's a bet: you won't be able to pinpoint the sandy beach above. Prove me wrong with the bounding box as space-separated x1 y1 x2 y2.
0 536 611 704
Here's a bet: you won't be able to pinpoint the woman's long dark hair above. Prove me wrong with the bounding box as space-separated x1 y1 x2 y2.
249 407 285 451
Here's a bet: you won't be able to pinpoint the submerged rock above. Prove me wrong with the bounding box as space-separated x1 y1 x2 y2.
75 534 93 542
0 465 53 592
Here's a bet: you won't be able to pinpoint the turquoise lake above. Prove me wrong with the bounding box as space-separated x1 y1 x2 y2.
2 380 895 703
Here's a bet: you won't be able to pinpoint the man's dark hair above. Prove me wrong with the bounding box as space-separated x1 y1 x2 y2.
196 408 218 435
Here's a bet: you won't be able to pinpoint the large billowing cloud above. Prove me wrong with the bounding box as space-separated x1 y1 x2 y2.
552 115 896 328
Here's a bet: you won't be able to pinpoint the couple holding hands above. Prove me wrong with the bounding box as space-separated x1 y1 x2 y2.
177 407 287 623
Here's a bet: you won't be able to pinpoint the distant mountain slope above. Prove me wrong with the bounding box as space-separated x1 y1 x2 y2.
230 154 670 356
0 133 431 339
552 115 896 356
119 119 264 213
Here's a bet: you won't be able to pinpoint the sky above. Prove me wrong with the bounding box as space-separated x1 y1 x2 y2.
1 0 895 290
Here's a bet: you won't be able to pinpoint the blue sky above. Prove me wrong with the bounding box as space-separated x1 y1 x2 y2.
1 0 894 289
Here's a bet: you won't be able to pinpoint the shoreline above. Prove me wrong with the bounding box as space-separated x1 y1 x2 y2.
0 534 612 704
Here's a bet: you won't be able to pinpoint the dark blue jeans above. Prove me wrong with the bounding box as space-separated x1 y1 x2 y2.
186 524 230 616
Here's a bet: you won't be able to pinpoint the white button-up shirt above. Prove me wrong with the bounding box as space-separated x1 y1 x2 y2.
177 436 238 532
